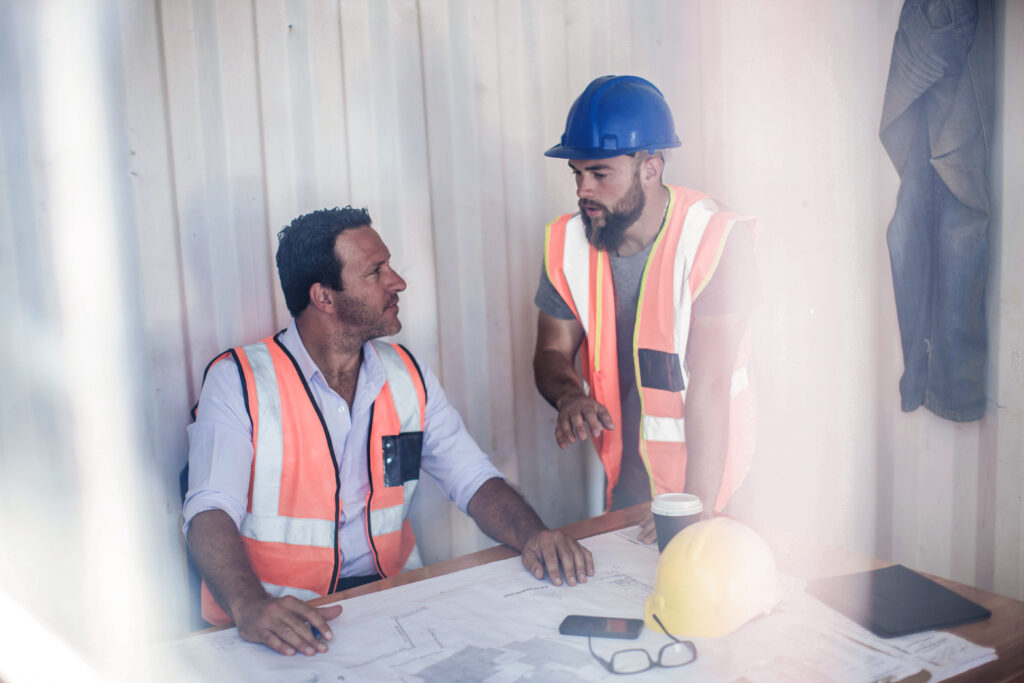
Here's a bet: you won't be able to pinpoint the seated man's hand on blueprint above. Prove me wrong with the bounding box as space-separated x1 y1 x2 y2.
468 478 595 587
521 528 595 586
187 509 343 657
233 594 342 658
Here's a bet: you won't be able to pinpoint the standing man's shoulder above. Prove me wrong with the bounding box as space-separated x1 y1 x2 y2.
692 206 759 317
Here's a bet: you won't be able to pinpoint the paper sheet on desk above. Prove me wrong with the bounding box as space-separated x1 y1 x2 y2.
160 529 996 682
734 576 996 682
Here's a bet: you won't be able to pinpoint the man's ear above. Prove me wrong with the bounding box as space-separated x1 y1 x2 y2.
308 282 334 314
640 153 664 185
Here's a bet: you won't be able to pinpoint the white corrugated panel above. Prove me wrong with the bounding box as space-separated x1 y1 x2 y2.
1 3 1021 659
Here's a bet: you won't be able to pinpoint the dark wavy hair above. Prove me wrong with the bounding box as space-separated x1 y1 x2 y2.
276 206 371 316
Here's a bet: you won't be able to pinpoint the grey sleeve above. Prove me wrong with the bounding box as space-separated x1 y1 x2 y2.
534 263 577 320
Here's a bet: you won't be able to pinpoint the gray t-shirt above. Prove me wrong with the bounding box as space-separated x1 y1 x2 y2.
534 226 755 509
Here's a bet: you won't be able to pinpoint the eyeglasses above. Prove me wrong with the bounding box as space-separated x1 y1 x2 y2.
587 614 697 675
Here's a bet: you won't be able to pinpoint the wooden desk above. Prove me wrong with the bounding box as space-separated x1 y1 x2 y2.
310 504 1024 682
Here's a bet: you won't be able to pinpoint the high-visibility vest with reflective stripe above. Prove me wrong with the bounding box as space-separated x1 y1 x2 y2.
196 332 426 625
543 185 757 512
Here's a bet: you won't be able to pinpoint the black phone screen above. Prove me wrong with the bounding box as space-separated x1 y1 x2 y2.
558 614 644 639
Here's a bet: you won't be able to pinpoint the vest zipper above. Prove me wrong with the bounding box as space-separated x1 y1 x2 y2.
364 403 387 577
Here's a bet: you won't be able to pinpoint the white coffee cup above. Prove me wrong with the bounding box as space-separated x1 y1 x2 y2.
651 493 703 552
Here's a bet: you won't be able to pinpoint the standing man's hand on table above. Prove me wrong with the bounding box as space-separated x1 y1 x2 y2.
637 501 715 546
637 511 657 545
187 509 342 656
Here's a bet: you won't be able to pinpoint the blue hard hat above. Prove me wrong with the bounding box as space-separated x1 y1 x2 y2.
545 75 681 159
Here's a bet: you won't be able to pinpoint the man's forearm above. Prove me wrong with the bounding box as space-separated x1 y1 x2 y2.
683 310 746 513
533 349 586 409
682 379 731 512
467 477 547 550
187 508 268 620
468 477 596 586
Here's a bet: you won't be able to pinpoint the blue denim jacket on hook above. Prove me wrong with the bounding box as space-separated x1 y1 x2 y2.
880 0 994 422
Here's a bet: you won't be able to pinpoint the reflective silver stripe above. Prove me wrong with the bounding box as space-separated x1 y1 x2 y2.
365 343 425 574
561 215 591 336
677 197 719 272
399 479 418 520
402 546 423 571
673 197 718 357
260 581 321 602
643 415 686 443
642 368 749 444
244 342 284 516
637 196 716 449
731 367 750 397
369 501 405 535
240 514 336 548
371 341 420 432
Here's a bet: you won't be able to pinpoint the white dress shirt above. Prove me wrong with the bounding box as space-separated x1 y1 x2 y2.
183 321 504 578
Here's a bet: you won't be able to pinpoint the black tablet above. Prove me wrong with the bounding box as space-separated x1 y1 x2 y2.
807 564 992 638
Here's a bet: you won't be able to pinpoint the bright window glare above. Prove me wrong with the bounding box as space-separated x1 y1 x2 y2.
0 1 170 680
0 590 105 683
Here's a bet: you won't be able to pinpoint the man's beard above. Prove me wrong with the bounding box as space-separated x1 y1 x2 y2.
335 292 402 341
579 171 645 253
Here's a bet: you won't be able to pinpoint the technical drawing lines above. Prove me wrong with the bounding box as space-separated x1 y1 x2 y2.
503 584 554 599
339 605 429 669
413 644 505 682
594 571 653 601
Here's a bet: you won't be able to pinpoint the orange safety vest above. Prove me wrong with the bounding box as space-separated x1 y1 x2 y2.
196 332 427 626
543 185 757 512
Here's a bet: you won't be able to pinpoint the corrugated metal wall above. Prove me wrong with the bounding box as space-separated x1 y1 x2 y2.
2 0 1022 656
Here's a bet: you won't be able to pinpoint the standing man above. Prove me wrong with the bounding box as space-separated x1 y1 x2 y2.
185 207 593 657
533 75 758 540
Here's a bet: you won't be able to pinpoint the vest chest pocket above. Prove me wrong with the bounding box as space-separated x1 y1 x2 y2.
637 348 686 392
382 432 423 487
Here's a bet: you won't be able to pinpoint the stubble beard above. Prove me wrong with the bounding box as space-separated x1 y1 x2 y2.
335 292 402 343
580 170 645 253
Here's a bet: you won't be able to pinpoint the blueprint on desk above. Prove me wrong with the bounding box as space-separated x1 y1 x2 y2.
160 529 995 682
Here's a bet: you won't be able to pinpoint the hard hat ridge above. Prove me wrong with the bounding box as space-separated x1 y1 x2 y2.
545 74 681 159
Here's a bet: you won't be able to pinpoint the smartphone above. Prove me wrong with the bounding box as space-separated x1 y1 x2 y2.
558 614 644 640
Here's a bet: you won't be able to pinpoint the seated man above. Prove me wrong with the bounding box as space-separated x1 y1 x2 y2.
184 206 593 657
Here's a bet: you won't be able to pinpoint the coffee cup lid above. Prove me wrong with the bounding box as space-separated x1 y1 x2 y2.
651 492 703 516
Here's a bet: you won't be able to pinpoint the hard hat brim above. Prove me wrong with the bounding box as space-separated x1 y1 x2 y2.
543 140 680 160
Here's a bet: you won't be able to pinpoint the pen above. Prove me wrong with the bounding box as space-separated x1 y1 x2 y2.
311 626 324 642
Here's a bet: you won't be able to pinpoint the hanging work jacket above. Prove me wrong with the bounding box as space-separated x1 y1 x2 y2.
197 332 427 626
543 185 757 512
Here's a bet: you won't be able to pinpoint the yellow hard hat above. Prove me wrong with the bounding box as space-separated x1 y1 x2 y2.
644 517 780 638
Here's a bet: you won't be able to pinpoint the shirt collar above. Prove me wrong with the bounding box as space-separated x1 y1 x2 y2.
279 320 386 391
279 320 321 383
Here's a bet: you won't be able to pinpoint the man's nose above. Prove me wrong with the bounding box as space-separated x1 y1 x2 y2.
576 176 594 200
389 269 407 292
